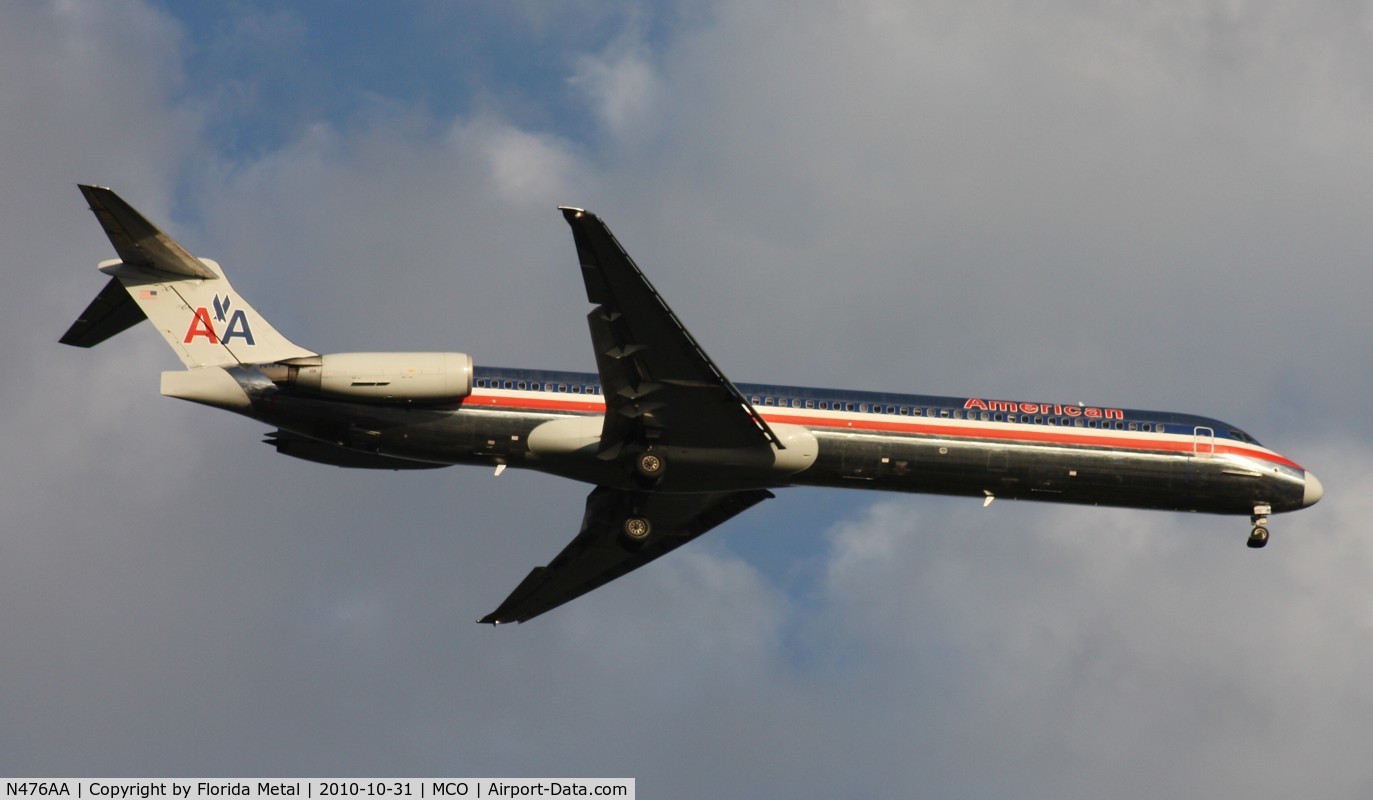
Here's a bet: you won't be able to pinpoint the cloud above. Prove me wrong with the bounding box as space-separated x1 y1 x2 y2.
570 32 662 141
799 437 1372 798
2 1 1365 797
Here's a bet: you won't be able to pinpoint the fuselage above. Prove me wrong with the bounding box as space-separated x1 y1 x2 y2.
253 364 1321 518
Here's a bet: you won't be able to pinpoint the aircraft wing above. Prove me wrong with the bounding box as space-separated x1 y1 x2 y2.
560 207 781 454
479 486 773 625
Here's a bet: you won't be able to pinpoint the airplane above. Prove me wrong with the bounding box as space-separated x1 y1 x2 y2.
61 185 1324 624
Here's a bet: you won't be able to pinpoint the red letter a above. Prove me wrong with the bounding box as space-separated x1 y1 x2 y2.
184 308 219 343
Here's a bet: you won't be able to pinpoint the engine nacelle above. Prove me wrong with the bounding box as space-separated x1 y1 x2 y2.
279 352 473 402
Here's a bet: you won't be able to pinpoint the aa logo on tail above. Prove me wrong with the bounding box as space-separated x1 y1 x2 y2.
184 294 255 345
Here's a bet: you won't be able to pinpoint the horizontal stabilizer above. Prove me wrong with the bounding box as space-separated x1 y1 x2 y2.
78 184 216 279
59 275 147 347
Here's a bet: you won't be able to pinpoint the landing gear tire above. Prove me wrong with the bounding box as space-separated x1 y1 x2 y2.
622 516 652 542
635 451 666 480
1247 525 1269 549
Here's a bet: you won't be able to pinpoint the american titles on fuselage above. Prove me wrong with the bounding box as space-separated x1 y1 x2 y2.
963 397 1124 420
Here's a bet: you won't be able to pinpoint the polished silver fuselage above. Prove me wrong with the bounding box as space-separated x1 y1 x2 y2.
253 366 1315 519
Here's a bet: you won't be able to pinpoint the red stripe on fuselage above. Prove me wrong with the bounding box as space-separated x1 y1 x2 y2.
464 391 1304 470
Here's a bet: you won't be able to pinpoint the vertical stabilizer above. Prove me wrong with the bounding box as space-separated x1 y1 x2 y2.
62 185 315 368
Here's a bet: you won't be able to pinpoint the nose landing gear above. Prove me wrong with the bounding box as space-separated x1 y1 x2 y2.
1247 504 1271 549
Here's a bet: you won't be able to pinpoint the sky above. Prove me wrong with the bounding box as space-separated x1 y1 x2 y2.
3 0 1372 795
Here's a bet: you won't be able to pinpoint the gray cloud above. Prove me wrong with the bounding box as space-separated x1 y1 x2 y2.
1 2 1362 797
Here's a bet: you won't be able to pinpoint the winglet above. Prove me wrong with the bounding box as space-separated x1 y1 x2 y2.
78 184 217 279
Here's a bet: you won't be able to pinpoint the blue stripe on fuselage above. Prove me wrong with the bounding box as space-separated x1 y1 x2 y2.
471 365 1258 444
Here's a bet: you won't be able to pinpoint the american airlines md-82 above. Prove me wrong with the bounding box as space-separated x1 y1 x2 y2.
62 186 1323 624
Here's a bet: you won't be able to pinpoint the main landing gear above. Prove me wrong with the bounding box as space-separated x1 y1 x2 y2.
635 450 666 480
619 448 661 546
1247 504 1271 549
622 516 652 541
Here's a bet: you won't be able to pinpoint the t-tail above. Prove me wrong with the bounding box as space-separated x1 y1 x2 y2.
61 185 317 407
61 184 315 367
63 186 317 408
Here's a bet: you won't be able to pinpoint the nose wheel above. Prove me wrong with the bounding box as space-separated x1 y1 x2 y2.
1247 504 1271 549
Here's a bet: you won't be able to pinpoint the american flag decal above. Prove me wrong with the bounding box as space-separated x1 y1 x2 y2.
140 289 158 299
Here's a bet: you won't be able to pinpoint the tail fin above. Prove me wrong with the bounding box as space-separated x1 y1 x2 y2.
61 185 315 368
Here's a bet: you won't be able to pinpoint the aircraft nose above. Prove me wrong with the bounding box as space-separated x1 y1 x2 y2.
1303 471 1324 507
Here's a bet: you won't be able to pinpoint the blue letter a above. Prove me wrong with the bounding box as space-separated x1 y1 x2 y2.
220 309 256 345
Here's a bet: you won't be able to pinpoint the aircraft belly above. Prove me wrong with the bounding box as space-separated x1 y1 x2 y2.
801 431 1305 514
524 440 798 492
249 395 505 468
